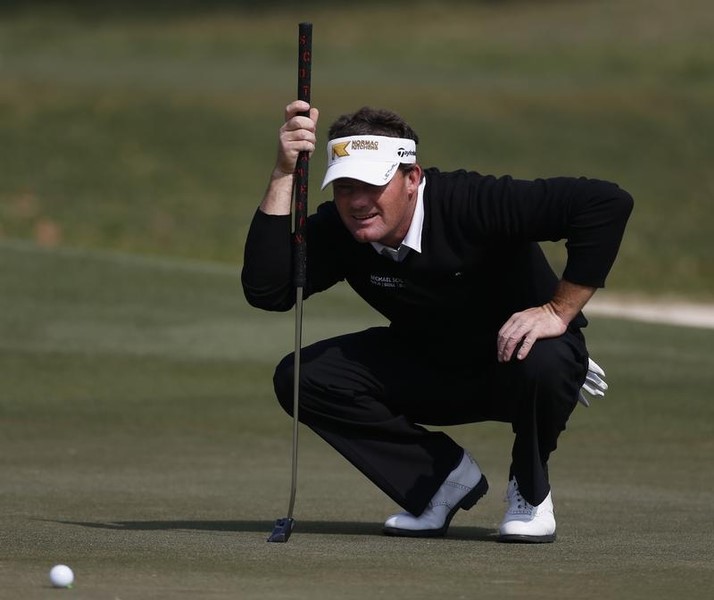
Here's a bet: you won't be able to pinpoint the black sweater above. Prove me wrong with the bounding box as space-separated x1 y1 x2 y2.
242 168 633 361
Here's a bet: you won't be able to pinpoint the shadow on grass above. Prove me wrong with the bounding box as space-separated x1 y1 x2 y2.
48 519 496 541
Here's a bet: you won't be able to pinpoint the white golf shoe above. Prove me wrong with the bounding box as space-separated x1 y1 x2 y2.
498 477 556 543
382 451 488 537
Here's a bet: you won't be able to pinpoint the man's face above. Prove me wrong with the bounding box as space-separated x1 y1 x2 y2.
332 167 421 248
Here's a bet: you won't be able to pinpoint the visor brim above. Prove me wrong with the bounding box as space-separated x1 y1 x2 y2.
320 161 401 190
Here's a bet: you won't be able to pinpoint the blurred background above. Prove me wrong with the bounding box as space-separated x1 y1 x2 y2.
1 0 712 299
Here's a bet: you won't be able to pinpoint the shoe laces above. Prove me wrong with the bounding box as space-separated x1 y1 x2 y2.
505 479 534 513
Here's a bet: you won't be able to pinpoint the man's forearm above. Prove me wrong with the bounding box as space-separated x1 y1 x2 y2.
548 279 597 325
259 170 295 216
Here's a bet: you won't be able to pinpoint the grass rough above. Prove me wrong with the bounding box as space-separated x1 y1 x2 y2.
0 0 712 297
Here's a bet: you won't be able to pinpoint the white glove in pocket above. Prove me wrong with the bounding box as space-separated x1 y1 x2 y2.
578 357 608 407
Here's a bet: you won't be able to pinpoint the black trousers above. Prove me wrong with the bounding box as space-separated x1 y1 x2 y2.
273 326 588 516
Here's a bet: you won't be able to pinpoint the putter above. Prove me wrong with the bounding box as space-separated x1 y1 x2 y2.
267 22 312 544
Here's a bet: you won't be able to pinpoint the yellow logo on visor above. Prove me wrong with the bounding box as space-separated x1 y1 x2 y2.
331 141 351 159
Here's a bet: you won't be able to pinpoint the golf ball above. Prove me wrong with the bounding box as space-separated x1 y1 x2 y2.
49 564 74 588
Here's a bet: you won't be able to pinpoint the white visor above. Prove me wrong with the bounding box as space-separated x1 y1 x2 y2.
320 135 417 190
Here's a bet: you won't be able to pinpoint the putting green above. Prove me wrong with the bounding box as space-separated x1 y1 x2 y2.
1 241 712 598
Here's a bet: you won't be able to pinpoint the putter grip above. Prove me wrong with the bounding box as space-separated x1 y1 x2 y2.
293 22 312 289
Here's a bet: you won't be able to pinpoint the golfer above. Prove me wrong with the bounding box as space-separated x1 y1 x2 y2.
242 100 633 542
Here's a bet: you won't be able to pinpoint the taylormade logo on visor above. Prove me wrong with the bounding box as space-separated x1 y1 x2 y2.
321 135 417 189
397 147 417 158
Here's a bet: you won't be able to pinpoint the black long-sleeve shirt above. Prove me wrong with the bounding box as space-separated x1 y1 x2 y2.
242 168 633 362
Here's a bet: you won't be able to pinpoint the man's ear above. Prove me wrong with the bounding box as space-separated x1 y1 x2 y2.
406 164 423 195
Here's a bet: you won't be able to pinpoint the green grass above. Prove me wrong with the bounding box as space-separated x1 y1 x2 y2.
0 0 713 296
1 240 713 599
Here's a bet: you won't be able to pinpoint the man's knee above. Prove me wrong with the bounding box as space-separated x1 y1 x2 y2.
509 336 586 404
273 353 295 416
519 338 572 383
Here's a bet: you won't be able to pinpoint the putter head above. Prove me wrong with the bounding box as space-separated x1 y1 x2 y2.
267 517 294 543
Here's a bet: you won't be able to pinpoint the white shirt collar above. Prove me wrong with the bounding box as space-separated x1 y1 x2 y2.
371 175 426 261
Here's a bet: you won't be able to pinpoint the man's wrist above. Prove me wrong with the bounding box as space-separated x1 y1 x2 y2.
548 280 597 324
271 166 295 180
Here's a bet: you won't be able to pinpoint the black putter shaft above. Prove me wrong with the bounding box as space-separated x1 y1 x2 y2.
268 21 312 544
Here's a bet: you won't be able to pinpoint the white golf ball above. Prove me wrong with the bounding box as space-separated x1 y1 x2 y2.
49 564 74 588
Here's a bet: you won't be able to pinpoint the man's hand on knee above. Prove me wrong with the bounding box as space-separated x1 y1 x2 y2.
497 304 567 363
